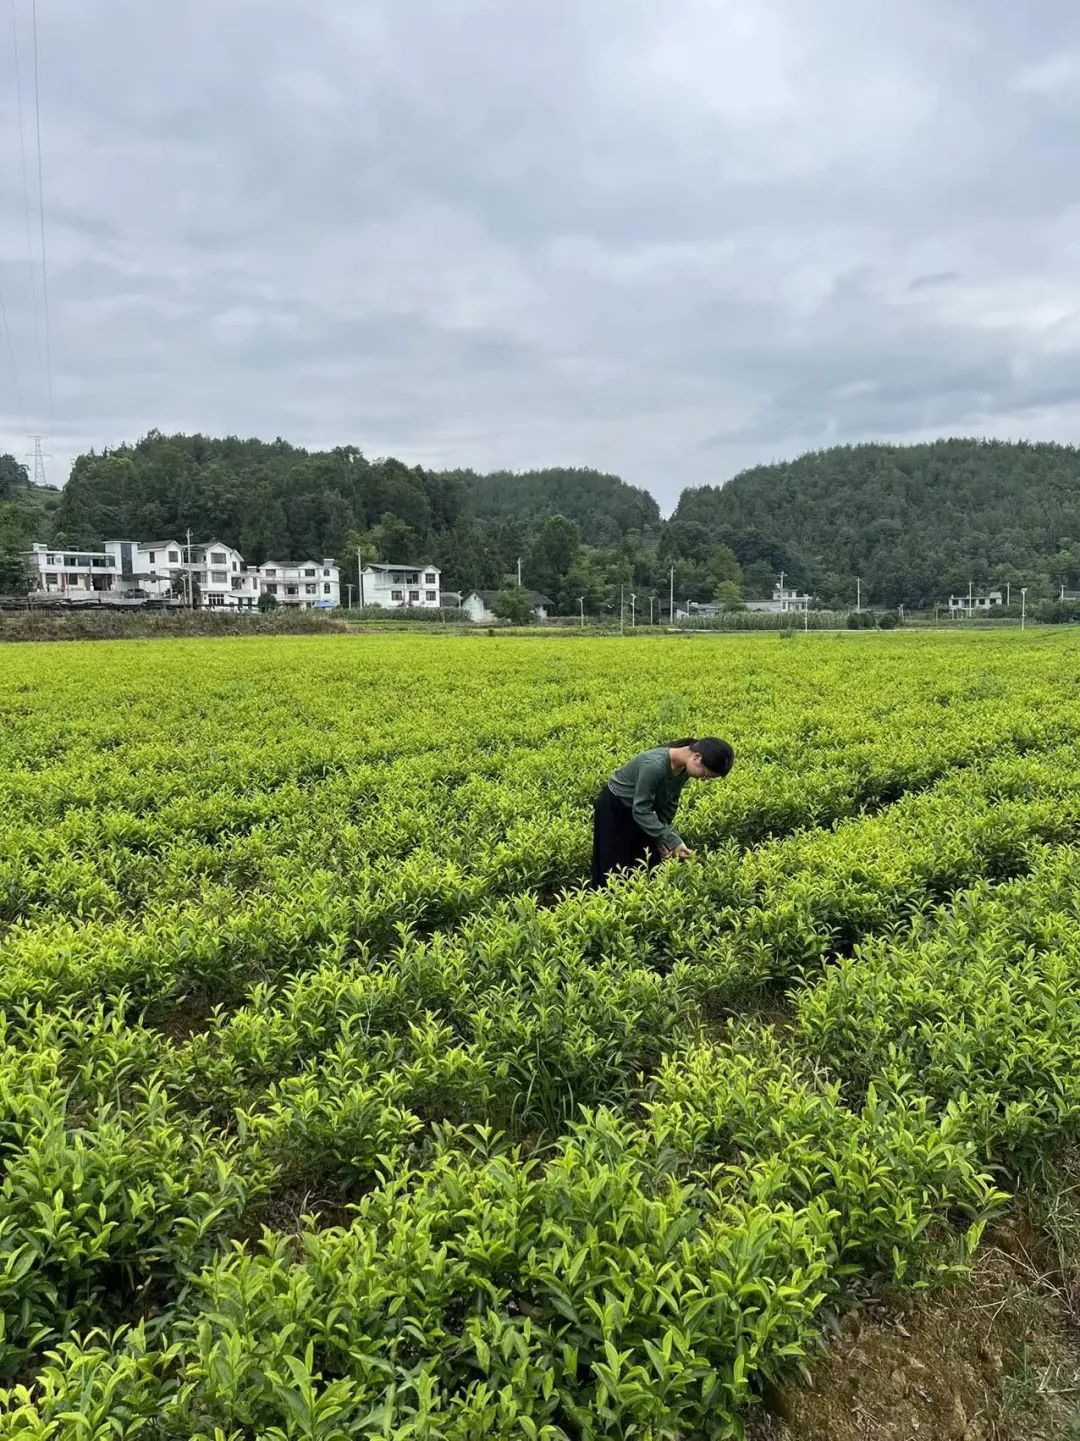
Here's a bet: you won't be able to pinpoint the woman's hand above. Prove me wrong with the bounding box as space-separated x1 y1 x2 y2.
660 843 693 861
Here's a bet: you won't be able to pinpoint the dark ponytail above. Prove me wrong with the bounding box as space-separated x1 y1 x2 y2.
665 736 735 777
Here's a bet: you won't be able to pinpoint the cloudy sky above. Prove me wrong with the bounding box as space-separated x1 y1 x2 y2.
2 0 1079 509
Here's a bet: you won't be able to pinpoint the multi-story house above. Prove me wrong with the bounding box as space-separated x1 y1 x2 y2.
948 588 1003 614
255 559 340 609
28 543 118 595
103 539 185 599
745 581 811 615
359 562 441 608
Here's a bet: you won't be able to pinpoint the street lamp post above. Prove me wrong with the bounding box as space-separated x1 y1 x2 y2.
1021 586 1027 631
630 592 637 627
577 595 584 629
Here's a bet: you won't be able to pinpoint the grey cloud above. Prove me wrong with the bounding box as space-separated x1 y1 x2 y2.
3 0 1080 506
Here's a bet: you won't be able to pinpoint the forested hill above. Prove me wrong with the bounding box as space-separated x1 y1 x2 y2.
43 431 657 598
19 431 1080 608
454 466 660 544
670 439 1080 606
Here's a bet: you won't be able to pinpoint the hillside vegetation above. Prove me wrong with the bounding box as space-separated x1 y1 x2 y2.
10 432 1080 608
672 439 1080 606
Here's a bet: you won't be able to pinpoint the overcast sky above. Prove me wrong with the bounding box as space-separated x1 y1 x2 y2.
2 0 1080 509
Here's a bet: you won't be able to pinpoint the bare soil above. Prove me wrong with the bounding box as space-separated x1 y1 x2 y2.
749 1212 1080 1441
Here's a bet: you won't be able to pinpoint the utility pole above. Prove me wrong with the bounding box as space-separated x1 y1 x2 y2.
778 569 786 594
346 582 353 610
804 599 809 632
967 579 973 618
185 528 194 608
357 548 365 609
649 594 654 625
1021 586 1027 630
517 557 522 587
1006 582 1011 608
856 576 861 613
630 592 636 627
620 584 624 635
669 565 675 626
578 595 584 629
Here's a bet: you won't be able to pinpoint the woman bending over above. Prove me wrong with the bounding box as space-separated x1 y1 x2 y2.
590 736 734 888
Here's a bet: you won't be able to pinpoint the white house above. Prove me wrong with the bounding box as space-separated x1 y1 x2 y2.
462 589 554 622
948 588 1003 614
359 562 441 609
745 581 810 614
184 540 260 609
256 558 340 609
28 542 118 596
103 539 186 600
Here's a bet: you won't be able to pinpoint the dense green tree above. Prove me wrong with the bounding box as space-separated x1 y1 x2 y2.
459 466 660 546
527 514 581 605
0 454 29 500
672 439 1080 606
490 586 534 624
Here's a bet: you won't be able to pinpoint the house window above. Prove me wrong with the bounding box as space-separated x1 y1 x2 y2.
323 582 330 594
425 572 436 584
63 555 78 567
168 551 179 563
305 584 316 594
426 590 436 601
286 586 298 595
233 561 239 571
409 589 419 602
391 589 403 601
211 571 227 583
264 568 276 577
323 567 330 576
304 568 315 577
45 572 56 584
148 551 156 564
45 553 55 564
407 572 418 584
265 584 277 595
211 551 227 564
392 572 403 583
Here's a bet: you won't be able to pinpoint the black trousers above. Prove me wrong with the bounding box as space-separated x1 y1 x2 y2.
590 786 661 888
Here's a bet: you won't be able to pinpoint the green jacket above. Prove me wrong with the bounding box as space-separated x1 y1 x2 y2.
607 747 688 851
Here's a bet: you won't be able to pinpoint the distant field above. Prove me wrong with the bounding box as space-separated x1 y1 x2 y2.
2 630 1080 1436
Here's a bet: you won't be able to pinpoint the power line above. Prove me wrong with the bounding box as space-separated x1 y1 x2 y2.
9 0 41 386
0 286 27 435
30 0 53 424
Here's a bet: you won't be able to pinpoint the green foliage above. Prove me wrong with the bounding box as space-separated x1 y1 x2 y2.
490 586 534 625
0 545 33 596
0 454 29 501
671 438 1080 607
257 590 278 613
1 633 1080 1434
459 465 660 546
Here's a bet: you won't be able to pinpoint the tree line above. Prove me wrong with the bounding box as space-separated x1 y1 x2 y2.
4 432 1080 610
